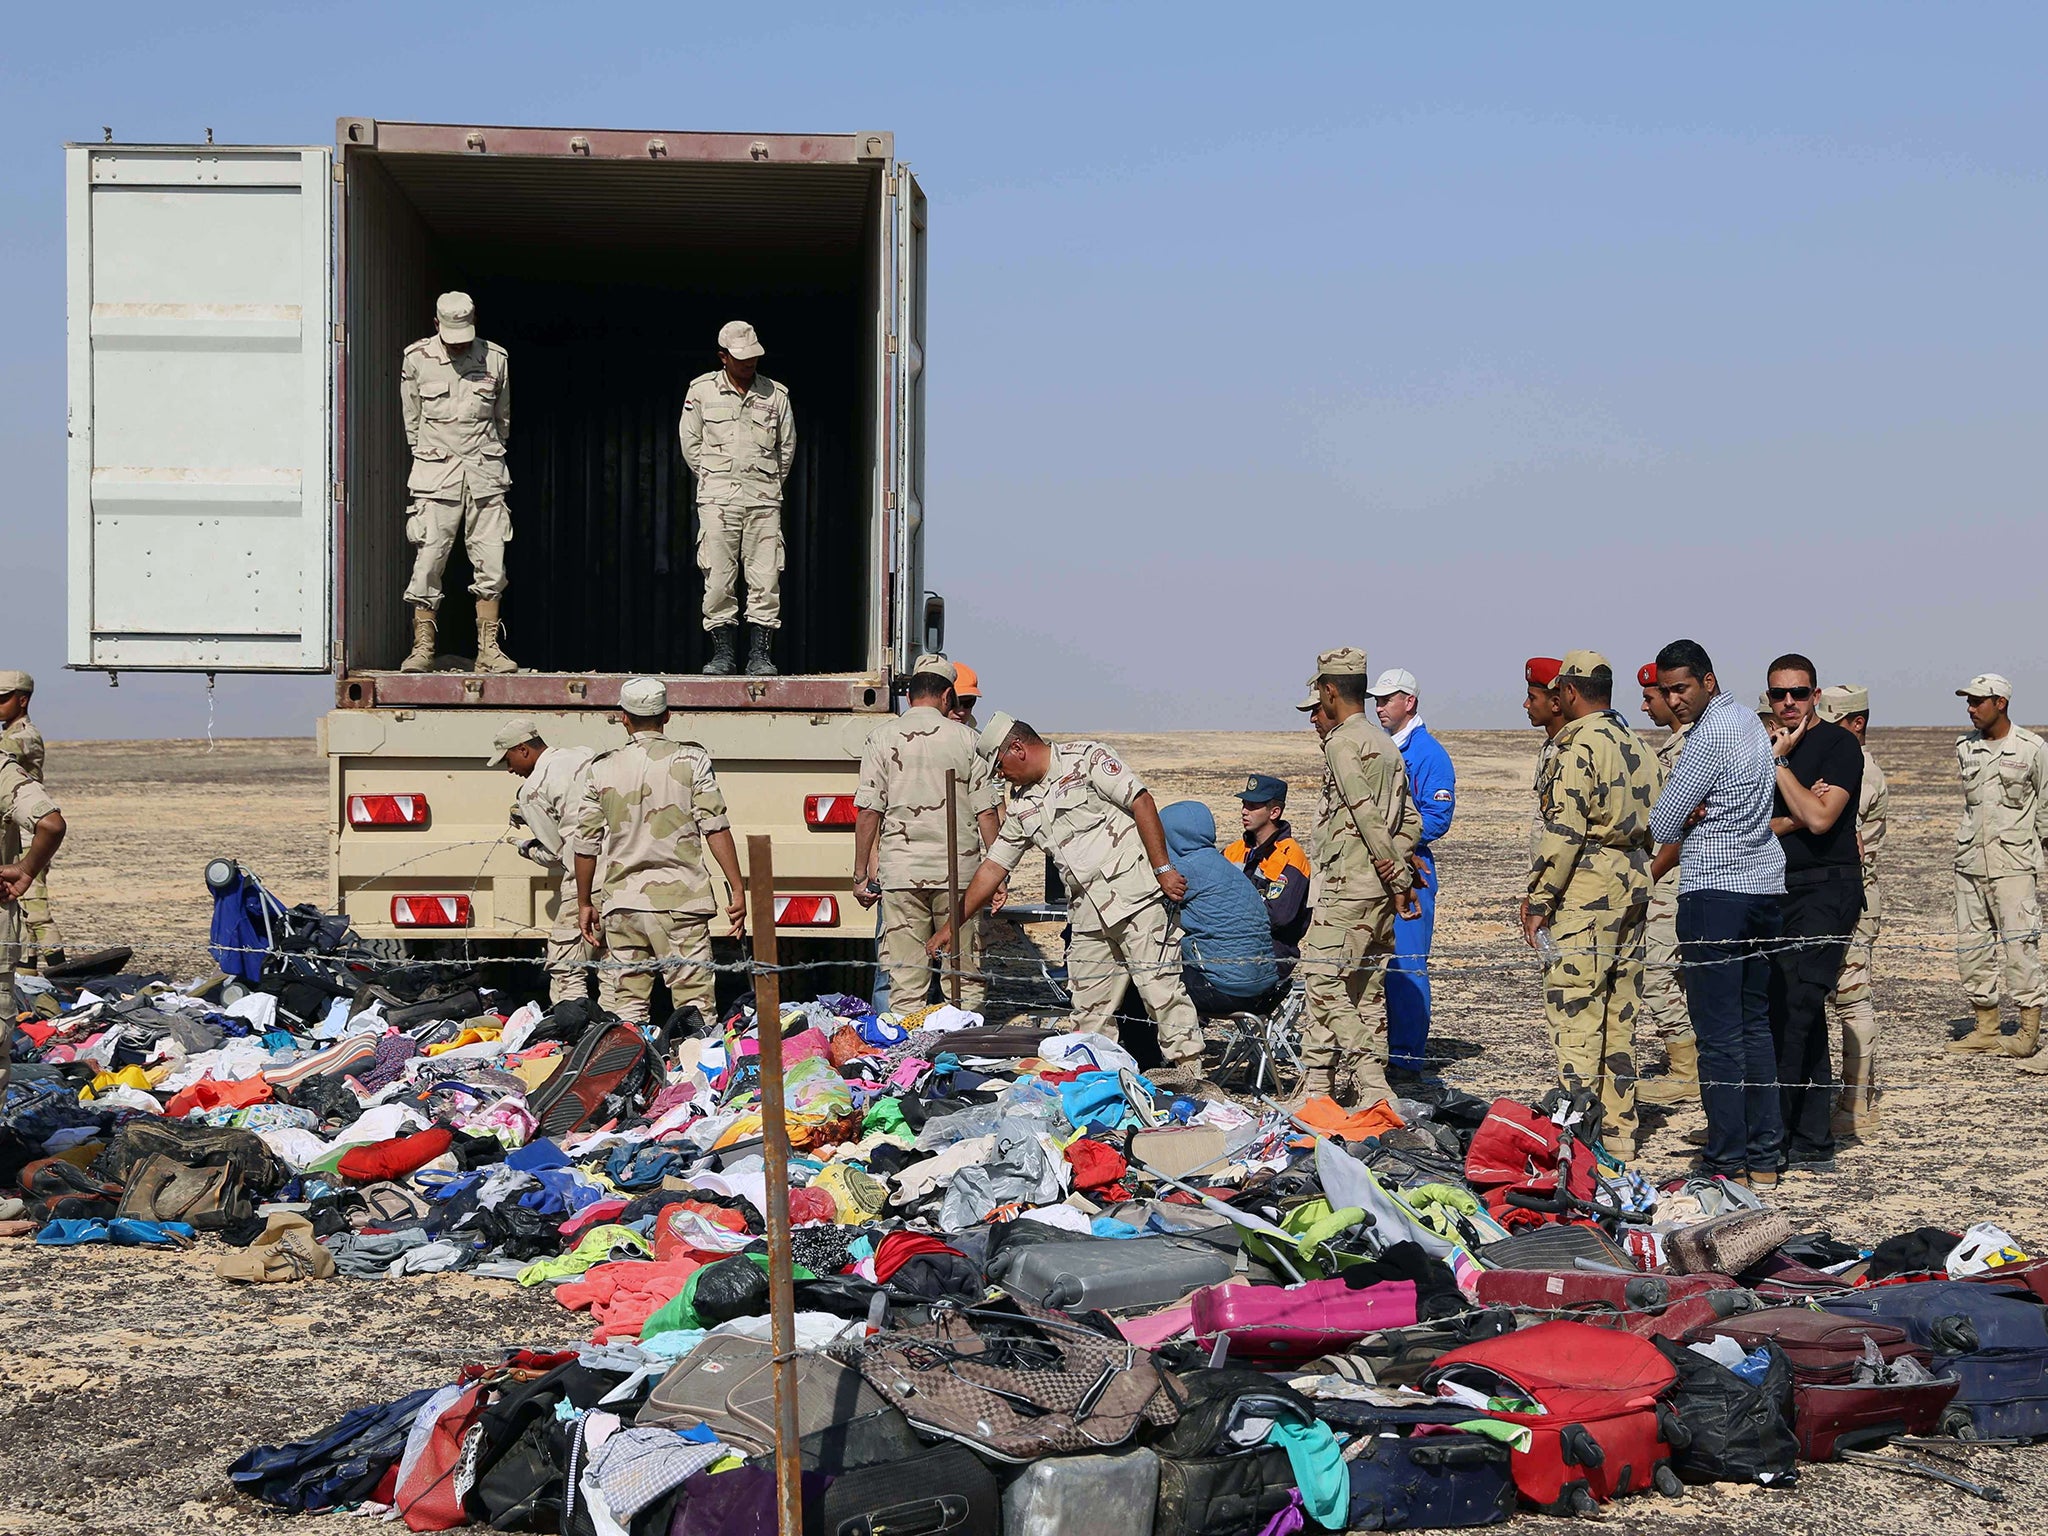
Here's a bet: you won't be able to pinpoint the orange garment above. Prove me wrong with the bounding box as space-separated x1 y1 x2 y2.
1291 1094 1404 1142
162 1076 273 1118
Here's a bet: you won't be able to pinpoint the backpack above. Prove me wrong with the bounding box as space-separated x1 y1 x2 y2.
1652 1337 1799 1486
525 1019 652 1140
116 1152 252 1231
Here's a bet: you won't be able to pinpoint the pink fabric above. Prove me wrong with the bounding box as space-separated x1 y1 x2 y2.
556 1256 706 1342
1116 1302 1196 1348
781 1028 832 1065
559 1199 630 1240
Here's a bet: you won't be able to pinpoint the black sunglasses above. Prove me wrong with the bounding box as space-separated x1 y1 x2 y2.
1766 686 1813 702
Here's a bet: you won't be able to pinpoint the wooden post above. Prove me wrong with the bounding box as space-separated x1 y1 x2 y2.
746 836 803 1536
944 768 964 1008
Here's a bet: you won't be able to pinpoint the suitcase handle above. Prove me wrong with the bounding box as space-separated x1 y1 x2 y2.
837 1494 969 1536
1409 1441 1502 1468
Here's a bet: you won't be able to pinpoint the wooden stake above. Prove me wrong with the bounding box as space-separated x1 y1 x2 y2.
945 768 963 1008
746 835 803 1536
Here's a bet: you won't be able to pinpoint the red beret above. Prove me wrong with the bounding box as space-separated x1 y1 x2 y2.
1637 663 1660 689
1525 657 1562 687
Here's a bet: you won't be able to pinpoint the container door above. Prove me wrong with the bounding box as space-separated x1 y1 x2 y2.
886 168 928 675
66 144 334 672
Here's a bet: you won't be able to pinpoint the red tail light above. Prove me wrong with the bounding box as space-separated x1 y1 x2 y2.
804 795 858 828
773 895 840 928
349 793 430 829
390 895 472 928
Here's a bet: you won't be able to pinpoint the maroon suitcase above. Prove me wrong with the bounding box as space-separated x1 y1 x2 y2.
1472 1269 1736 1317
1791 1377 1959 1460
1686 1307 1928 1385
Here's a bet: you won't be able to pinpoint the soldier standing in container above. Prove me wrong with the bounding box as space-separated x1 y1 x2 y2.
852 656 1005 1014
572 679 748 1029
399 293 517 675
680 322 797 678
492 717 601 1005
0 672 63 971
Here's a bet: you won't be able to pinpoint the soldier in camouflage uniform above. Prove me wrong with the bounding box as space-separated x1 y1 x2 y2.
572 678 747 1027
1816 685 1887 1132
1634 661 1698 1107
853 655 1004 1013
931 714 1215 1093
492 717 600 1005
1523 650 1655 1157
0 741 65 1092
1296 648 1420 1108
1522 658 1565 866
0 671 62 970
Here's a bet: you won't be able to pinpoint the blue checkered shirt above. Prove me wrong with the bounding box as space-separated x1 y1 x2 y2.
1650 691 1786 897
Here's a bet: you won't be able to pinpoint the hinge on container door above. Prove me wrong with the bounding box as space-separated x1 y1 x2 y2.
332 162 343 183
332 322 344 345
885 490 896 509
332 483 344 504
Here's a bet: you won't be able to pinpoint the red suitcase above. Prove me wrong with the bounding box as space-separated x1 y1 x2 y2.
1472 1269 1736 1316
1424 1320 1680 1515
1189 1278 1419 1366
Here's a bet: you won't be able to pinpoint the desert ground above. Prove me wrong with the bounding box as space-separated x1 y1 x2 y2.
3 727 2043 1534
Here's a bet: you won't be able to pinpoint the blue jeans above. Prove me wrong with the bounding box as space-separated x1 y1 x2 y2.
1677 889 1785 1177
1387 850 1436 1070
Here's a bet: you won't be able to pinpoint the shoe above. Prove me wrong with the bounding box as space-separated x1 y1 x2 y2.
702 627 739 675
473 597 517 673
1949 1005 2007 1053
1634 1076 1696 1108
744 626 778 676
1682 1127 1709 1147
1119 1067 1166 1128
1636 1032 1700 1106
400 606 437 672
1747 1170 1779 1190
1284 1065 1337 1111
1781 1151 1835 1175
2004 1005 2042 1059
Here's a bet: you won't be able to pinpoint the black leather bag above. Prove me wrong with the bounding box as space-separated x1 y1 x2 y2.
817 1444 999 1536
1153 1447 1299 1536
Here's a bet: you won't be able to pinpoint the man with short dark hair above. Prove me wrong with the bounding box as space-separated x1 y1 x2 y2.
1373 668 1455 1073
1761 653 1863 1175
1522 658 1565 869
1224 775 1313 971
1651 640 1786 1188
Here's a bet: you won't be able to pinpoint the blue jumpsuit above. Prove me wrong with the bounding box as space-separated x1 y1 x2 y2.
1388 721 1456 1069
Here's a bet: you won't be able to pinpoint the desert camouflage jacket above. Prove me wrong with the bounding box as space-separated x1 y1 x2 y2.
854 706 1002 888
1314 712 1417 896
569 735 731 917
989 740 1157 931
1528 710 1654 920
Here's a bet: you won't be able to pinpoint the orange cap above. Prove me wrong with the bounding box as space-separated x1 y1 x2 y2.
951 662 980 699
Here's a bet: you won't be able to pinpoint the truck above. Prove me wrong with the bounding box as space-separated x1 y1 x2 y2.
65 119 938 989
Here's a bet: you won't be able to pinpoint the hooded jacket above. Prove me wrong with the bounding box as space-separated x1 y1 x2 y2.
1161 800 1281 1001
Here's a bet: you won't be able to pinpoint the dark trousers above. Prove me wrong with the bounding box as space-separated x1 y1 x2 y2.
1770 870 1863 1164
1182 965 1283 1018
1677 889 1784 1177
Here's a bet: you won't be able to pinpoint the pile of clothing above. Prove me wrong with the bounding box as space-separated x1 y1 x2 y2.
6 950 2048 1533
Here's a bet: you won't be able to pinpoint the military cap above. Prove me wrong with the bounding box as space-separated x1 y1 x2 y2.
0 669 33 697
1558 649 1612 682
1307 647 1369 684
619 677 669 718
1525 657 1562 688
976 711 1018 759
1239 773 1288 805
1958 673 2013 701
486 716 544 767
1370 667 1418 699
1294 691 1320 712
718 320 765 360
1817 684 1870 722
910 652 957 684
1756 692 1777 720
951 662 981 700
1636 663 1660 689
435 292 476 345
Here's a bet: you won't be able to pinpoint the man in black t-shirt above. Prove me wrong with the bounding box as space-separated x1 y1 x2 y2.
1763 652 1864 1173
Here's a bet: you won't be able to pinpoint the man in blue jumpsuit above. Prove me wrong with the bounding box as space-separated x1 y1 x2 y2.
1373 668 1456 1071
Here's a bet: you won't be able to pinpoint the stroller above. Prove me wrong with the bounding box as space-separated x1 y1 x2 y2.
205 858 402 990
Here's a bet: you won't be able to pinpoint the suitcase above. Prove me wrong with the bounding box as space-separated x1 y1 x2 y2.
526 1017 652 1140
1791 1376 1960 1460
639 1338 920 1471
1663 1211 1795 1277
1820 1280 2048 1439
984 1233 1237 1312
818 1444 999 1536
1001 1449 1158 1536
1152 1447 1299 1536
1425 1320 1680 1514
1189 1278 1419 1366
1685 1307 1930 1385
1344 1428 1517 1530
1472 1268 1735 1317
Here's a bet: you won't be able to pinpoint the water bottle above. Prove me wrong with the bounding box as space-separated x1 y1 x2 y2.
1535 927 1561 967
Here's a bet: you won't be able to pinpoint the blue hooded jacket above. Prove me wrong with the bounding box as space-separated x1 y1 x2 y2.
1161 800 1280 1001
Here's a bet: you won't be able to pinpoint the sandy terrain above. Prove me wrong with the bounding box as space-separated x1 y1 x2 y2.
3 727 2043 1533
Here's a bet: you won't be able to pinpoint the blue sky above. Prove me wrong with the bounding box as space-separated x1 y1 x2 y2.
4 3 2042 736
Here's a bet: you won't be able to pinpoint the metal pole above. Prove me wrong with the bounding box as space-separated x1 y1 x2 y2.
746 835 803 1536
945 769 963 1008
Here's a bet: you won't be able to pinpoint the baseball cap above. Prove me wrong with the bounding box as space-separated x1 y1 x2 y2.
951 662 980 700
0 669 33 697
718 320 765 360
910 652 957 684
1307 647 1368 685
1636 663 1660 689
1558 649 1612 683
1817 684 1870 722
435 292 476 345
976 711 1017 759
1239 773 1288 805
619 677 669 718
1525 657 1562 688
1370 668 1418 699
1294 692 1320 712
1958 673 2013 701
486 716 543 767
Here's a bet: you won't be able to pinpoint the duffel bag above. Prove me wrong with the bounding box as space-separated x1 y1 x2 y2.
95 1117 289 1195
1652 1337 1799 1485
1153 1447 1299 1536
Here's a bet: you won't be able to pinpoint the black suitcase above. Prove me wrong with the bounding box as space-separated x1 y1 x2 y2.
816 1443 998 1536
1153 1447 1298 1536
1344 1431 1516 1530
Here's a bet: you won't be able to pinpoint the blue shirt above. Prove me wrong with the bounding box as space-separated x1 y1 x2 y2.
1392 719 1456 850
1650 692 1786 897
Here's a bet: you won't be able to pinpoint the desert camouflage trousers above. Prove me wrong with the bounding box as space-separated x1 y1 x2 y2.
1827 880 1881 1092
698 503 784 631
1542 899 1646 1154
0 904 17 1091
1955 870 2045 1010
542 868 596 1005
404 484 510 608
1641 873 1691 1049
599 908 715 1027
879 887 984 1013
1300 886 1395 1104
1067 898 1203 1062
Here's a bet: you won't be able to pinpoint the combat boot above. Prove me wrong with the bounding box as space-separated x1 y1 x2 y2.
1286 1065 1336 1110
473 598 517 674
744 626 778 677
1635 1031 1701 1107
702 627 738 675
1832 1083 1884 1139
2004 1005 2043 1059
1948 1005 2007 1053
400 606 437 673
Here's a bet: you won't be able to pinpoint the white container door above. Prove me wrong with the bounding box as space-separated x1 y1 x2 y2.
886 168 928 675
66 144 334 672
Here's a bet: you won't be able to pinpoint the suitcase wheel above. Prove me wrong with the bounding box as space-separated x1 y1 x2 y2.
1657 1403 1694 1451
1654 1463 1684 1497
1567 1486 1600 1518
1560 1423 1605 1469
1939 1407 1979 1441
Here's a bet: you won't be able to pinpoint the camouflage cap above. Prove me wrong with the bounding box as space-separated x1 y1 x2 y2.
910 652 957 684
718 320 765 360
1958 673 2013 701
1817 684 1870 722
435 291 476 345
486 715 544 767
1558 649 1612 682
0 669 32 696
619 677 669 718
975 711 1018 759
1306 647 1368 685
1756 692 1777 720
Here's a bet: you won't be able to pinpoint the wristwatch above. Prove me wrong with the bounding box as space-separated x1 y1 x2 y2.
1153 863 1175 876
